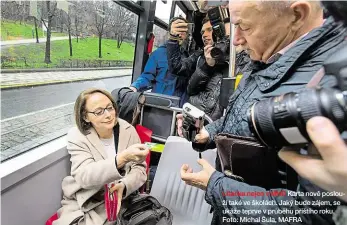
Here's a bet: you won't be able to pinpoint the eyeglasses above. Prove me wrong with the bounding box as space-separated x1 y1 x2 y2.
87 105 115 117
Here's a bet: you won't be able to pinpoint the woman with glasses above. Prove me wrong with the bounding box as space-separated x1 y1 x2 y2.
54 88 149 225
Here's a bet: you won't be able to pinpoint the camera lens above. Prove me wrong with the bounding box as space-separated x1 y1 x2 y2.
211 40 230 62
248 88 347 148
211 47 223 59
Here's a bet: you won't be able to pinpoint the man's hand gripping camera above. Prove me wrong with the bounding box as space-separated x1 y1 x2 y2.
182 103 206 158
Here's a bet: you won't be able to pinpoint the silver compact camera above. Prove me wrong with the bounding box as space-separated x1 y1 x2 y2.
182 103 205 142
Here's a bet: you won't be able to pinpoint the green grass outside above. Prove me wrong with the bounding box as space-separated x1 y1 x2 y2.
1 20 66 41
1 37 135 68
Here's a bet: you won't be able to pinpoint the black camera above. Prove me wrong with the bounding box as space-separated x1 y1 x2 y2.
247 2 347 148
207 6 230 63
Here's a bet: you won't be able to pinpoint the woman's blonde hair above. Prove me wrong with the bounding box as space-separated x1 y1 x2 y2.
74 88 117 135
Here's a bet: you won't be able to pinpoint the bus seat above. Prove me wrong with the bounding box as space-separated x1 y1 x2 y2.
141 93 181 142
150 136 216 225
135 124 153 193
143 92 180 107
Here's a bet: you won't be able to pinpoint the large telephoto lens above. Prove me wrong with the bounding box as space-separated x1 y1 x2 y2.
248 88 347 148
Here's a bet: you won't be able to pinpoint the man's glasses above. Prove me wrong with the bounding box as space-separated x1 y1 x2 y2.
87 105 115 117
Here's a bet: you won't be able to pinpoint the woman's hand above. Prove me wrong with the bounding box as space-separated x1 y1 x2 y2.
116 144 149 168
110 182 125 215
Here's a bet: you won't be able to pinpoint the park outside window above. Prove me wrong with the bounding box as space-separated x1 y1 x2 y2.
0 0 139 161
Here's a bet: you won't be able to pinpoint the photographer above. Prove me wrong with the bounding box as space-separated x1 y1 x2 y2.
187 16 230 120
168 15 230 121
179 1 346 224
130 17 190 107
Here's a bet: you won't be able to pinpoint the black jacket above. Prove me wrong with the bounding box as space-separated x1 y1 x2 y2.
187 56 228 120
111 87 144 125
167 39 228 120
204 18 347 225
235 50 252 75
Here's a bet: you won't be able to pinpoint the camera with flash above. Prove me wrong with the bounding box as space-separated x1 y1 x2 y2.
182 103 205 142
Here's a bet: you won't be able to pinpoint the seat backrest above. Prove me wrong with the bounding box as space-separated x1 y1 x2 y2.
150 136 216 225
1 146 70 225
141 93 181 141
143 92 180 107
111 87 145 126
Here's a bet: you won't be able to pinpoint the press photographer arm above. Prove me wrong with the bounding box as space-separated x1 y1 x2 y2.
167 19 199 78
186 46 216 96
130 54 158 92
170 19 188 38
279 117 347 202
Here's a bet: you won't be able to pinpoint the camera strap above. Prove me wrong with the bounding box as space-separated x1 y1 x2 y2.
306 67 325 88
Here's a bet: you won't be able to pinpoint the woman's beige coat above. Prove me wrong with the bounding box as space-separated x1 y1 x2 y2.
53 119 147 225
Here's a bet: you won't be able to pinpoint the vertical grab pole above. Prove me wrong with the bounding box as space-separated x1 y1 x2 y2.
229 24 236 78
222 24 237 115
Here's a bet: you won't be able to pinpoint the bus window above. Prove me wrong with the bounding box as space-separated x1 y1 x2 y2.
155 0 173 24
174 5 187 18
0 0 139 162
153 24 168 49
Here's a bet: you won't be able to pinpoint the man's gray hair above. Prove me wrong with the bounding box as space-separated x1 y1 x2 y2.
258 1 292 12
258 1 322 17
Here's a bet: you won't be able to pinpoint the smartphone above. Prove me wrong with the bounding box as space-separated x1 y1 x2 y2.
187 23 194 33
177 22 193 28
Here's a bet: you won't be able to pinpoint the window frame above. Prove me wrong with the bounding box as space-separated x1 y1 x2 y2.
174 4 187 19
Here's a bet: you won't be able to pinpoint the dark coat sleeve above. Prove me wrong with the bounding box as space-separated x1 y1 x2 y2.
166 39 200 78
131 51 158 91
187 57 215 96
192 10 206 49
